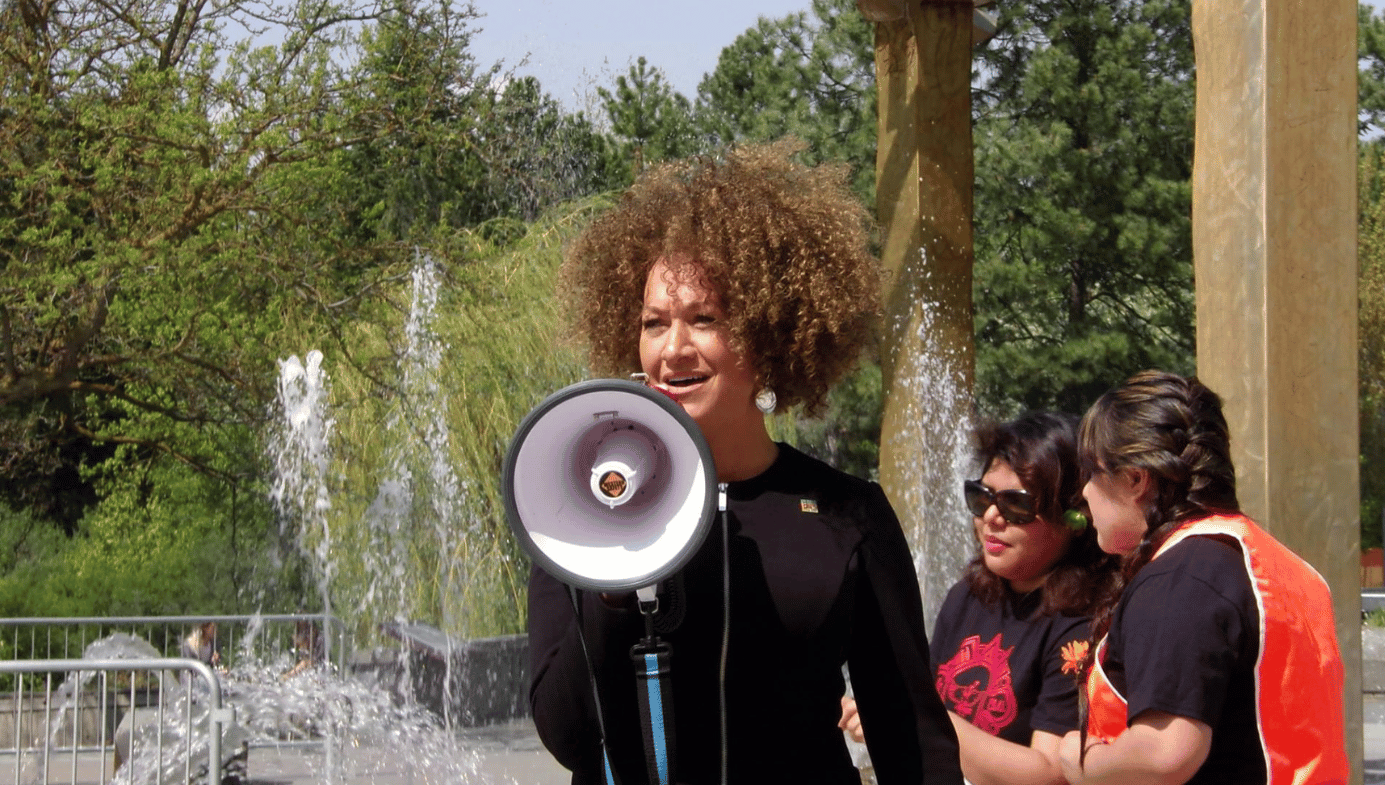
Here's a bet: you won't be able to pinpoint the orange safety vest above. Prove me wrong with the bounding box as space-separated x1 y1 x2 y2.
1085 514 1348 784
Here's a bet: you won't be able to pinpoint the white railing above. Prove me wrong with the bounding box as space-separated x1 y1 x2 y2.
0 615 346 677
0 658 230 785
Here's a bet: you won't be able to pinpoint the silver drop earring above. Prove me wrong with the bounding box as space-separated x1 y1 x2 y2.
755 387 777 414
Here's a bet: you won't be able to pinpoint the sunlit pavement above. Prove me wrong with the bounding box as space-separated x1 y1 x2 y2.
459 719 568 785
237 701 1385 785
1365 694 1385 784
242 722 569 785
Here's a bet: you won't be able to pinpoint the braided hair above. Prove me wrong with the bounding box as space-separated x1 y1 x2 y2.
1078 370 1241 650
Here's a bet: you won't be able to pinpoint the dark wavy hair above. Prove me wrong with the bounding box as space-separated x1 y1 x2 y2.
558 139 880 415
963 411 1120 617
1079 370 1241 648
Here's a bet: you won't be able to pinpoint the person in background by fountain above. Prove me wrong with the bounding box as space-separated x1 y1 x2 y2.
1056 371 1348 784
528 139 963 784
181 621 222 669
281 618 326 680
839 411 1120 785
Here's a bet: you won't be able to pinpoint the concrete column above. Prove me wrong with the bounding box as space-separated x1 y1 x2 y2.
871 0 977 622
1191 0 1361 778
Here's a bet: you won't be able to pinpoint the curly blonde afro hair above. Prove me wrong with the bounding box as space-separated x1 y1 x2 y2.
560 139 881 415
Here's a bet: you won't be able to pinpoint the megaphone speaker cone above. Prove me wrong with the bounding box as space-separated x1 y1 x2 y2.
502 379 717 592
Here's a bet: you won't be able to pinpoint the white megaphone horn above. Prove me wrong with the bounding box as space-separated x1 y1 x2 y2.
502 379 717 592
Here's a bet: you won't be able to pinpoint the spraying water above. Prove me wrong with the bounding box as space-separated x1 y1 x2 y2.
33 633 494 785
884 260 977 629
267 349 337 621
363 252 467 632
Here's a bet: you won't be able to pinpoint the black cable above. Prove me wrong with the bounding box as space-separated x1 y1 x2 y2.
717 482 729 785
568 585 618 785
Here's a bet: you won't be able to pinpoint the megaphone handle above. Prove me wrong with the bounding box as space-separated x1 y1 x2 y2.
566 585 622 785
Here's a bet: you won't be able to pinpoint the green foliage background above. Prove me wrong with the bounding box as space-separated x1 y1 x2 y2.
0 0 1380 637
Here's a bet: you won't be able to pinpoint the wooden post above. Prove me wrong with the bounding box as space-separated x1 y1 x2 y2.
869 0 978 622
1191 0 1361 778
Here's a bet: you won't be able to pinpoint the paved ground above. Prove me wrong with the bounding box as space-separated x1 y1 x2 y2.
255 696 1385 785
1364 694 1385 784
458 720 569 785
8 699 1382 785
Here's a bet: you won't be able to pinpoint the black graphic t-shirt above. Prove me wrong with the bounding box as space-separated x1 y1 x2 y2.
929 579 1090 744
1101 535 1265 784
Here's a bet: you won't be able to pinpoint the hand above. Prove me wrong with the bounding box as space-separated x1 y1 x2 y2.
598 592 635 610
837 695 865 744
1058 730 1083 783
1059 729 1105 784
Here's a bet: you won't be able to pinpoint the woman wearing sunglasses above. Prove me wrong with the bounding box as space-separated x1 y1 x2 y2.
841 411 1119 785
1056 371 1347 784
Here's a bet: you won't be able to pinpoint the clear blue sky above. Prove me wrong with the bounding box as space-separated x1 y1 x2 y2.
467 1 1385 116
465 0 813 114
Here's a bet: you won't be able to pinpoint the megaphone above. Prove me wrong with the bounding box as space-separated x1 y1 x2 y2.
502 379 717 592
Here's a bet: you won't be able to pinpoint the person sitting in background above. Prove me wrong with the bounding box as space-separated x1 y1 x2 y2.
840 411 1119 785
281 619 325 680
181 621 221 669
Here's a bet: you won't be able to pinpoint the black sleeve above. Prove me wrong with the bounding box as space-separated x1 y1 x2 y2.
1027 614 1089 736
1114 542 1253 729
527 564 641 780
849 484 964 784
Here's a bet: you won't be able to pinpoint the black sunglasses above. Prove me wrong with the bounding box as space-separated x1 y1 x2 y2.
963 479 1039 525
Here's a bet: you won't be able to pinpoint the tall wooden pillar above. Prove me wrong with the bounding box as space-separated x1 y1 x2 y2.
870 0 978 623
1191 0 1361 778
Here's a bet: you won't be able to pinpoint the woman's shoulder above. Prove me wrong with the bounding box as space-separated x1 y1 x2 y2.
1125 534 1256 614
1141 533 1248 582
769 443 889 508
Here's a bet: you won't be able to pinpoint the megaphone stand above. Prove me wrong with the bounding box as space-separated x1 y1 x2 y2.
630 585 676 785
562 581 678 785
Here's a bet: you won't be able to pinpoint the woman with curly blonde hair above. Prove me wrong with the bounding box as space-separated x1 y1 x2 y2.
527 140 963 785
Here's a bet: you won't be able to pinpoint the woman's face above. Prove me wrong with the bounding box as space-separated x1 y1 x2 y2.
640 257 759 437
974 460 1074 593
1082 465 1148 555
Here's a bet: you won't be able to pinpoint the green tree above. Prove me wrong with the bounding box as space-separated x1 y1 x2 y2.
1360 3 1385 550
341 15 622 241
1361 1 1385 136
970 0 1197 416
598 56 700 179
1360 142 1385 551
0 0 481 531
695 0 878 201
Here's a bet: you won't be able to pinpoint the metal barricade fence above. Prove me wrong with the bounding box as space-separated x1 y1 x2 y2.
0 616 348 688
0 659 229 785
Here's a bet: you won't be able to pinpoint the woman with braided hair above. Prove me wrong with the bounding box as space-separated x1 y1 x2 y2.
1057 370 1348 785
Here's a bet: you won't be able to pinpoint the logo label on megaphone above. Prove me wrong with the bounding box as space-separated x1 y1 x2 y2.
599 471 627 498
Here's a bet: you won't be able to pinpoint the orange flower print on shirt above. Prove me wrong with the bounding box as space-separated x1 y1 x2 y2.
1060 639 1089 676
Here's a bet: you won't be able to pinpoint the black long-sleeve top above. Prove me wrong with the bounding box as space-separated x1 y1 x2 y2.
527 443 963 784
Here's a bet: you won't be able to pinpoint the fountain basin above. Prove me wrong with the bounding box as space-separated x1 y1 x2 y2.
371 626 529 728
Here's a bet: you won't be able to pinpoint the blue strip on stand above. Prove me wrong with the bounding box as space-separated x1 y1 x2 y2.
603 748 616 785
644 652 670 785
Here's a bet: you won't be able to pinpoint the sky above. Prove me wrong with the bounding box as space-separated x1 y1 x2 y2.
463 0 813 113
466 1 1385 115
